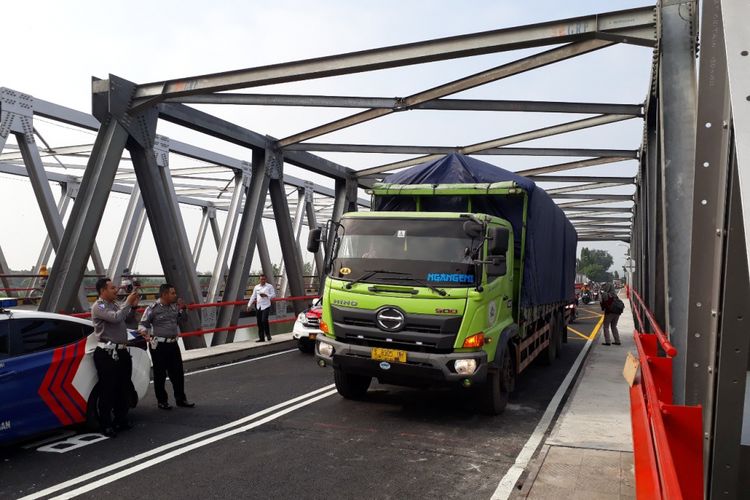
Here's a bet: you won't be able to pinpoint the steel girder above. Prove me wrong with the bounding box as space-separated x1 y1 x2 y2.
278 39 615 148
106 183 144 289
268 154 306 315
692 1 750 495
357 113 634 178
27 184 71 297
284 144 639 158
278 188 306 299
0 244 14 297
206 173 245 303
304 187 324 278
192 207 211 265
132 6 655 104
38 118 129 313
157 102 353 180
659 0 699 405
168 93 643 117
213 149 272 345
682 0 732 484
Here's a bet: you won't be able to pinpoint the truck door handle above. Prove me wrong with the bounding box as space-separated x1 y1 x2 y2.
0 370 17 380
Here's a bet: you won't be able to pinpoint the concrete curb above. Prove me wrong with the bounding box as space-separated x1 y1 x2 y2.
182 340 298 372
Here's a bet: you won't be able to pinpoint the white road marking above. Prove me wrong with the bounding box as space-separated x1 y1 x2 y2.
490 323 601 500
151 348 298 384
20 384 335 500
21 431 76 449
53 389 338 499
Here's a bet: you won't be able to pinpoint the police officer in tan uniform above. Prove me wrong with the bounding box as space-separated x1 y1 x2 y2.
139 283 195 410
92 277 139 437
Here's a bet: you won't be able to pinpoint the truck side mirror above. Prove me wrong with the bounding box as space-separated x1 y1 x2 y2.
488 227 509 256
307 228 322 253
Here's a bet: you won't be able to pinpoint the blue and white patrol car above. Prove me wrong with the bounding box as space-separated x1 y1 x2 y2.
0 301 150 444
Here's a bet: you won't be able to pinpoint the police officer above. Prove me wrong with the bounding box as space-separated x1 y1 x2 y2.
139 283 195 410
92 277 140 437
247 274 276 342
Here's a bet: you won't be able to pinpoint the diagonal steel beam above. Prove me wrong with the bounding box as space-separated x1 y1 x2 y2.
545 182 631 195
0 143 95 161
528 175 634 183
284 143 639 158
279 39 614 147
357 113 632 177
158 102 353 180
133 6 655 104
550 193 633 201
168 93 643 116
213 150 272 345
39 118 130 313
516 157 631 176
562 206 633 213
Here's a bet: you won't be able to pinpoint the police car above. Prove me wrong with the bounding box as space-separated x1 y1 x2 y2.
292 299 322 353
0 301 150 444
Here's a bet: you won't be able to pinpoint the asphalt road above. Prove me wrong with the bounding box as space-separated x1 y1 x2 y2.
0 305 602 500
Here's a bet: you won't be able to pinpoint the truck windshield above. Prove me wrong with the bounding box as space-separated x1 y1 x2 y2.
333 218 478 287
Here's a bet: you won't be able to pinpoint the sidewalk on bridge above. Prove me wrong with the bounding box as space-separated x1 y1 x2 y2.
180 332 297 370
515 291 635 500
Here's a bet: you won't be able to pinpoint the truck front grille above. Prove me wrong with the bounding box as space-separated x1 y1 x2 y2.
331 306 462 353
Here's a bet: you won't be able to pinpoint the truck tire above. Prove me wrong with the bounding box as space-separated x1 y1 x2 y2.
334 368 371 399
541 318 558 365
478 346 514 415
555 313 564 356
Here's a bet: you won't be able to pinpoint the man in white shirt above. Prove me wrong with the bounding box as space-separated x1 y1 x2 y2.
247 274 276 342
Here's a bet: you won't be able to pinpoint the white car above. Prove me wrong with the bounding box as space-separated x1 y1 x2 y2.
292 299 323 353
0 305 150 444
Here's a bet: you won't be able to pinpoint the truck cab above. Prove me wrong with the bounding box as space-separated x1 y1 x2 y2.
312 211 518 413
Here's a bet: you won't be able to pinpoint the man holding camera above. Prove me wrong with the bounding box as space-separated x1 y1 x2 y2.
92 277 140 437
247 274 276 342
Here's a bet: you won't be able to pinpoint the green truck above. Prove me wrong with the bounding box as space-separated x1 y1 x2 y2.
308 154 577 414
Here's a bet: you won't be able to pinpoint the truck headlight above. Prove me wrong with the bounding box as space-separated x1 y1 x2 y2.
297 312 308 326
318 341 334 357
454 359 477 375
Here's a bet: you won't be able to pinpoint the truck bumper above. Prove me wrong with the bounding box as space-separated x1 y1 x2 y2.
315 336 488 386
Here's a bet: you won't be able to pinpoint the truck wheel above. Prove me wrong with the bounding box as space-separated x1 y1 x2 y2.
333 368 371 399
541 319 558 365
478 347 514 415
556 313 564 355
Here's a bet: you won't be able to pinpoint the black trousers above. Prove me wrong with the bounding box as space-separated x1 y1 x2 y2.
257 307 272 340
93 347 132 429
149 341 186 404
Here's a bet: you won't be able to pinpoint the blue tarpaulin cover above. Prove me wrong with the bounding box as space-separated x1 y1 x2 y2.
375 153 577 308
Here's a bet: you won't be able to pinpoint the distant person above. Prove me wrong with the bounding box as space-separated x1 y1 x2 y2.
92 277 140 437
247 274 276 342
600 282 623 346
38 264 49 292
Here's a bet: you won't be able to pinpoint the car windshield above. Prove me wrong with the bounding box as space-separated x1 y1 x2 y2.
333 218 478 287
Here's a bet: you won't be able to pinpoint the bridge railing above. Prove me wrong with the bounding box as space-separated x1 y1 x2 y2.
68 295 319 340
628 288 703 500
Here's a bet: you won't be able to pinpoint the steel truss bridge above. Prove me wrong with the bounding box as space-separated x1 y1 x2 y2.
1 1 748 496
